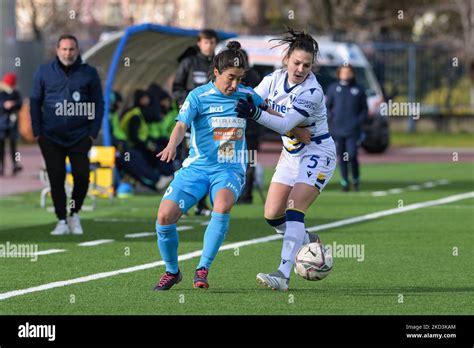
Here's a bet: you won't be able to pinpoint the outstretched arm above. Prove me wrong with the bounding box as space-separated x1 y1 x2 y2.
156 121 187 162
235 97 306 134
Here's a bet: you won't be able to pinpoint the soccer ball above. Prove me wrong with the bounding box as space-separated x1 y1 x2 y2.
294 242 333 281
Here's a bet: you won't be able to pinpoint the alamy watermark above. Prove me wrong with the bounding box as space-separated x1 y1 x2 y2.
380 100 420 120
326 241 365 262
0 242 39 262
55 100 95 120
217 149 258 167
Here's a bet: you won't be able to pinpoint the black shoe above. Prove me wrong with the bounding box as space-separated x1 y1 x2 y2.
342 185 350 192
12 165 23 176
306 230 322 244
193 267 209 289
153 271 182 291
237 196 253 205
195 203 212 216
353 181 360 192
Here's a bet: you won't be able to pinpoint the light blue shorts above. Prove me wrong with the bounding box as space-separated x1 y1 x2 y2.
161 166 246 213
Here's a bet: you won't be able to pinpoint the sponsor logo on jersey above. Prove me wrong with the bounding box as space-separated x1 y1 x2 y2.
213 127 244 141
267 99 288 114
294 97 317 112
226 182 238 193
316 172 326 185
211 117 246 128
217 141 236 161
179 100 190 114
209 105 224 113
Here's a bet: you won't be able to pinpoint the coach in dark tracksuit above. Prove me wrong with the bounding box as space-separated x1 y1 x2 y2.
30 34 104 235
326 65 368 192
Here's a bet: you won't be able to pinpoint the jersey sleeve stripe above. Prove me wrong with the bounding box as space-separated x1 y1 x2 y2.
293 106 311 118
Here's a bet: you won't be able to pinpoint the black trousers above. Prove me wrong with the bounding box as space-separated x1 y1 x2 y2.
39 136 92 220
0 127 19 173
334 135 360 184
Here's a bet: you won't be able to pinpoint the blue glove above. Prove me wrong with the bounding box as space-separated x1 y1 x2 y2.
235 95 262 120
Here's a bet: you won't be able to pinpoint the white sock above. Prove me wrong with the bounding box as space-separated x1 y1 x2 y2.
274 222 286 235
278 220 306 278
274 222 310 243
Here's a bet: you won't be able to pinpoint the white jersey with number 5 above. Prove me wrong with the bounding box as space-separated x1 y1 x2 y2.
254 68 336 191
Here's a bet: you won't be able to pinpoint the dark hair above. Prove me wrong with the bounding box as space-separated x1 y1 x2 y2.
198 28 218 42
57 34 78 48
270 26 318 62
211 41 248 77
336 64 356 79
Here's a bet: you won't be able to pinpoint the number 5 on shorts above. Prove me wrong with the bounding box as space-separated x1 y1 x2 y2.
307 155 319 169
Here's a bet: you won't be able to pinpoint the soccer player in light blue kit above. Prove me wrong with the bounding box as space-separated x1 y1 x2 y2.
153 41 263 290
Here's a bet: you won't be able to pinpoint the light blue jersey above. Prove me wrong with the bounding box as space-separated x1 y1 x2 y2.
176 81 263 175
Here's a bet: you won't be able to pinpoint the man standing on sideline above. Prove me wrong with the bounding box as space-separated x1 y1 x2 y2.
30 34 104 235
172 28 217 216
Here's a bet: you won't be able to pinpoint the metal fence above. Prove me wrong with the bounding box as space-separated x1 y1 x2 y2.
360 42 469 115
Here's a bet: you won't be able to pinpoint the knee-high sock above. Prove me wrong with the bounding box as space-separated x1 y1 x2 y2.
278 209 306 279
265 215 286 234
266 214 310 244
156 222 179 274
197 211 230 270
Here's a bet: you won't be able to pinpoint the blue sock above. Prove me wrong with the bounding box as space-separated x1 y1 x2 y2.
197 211 230 269
156 222 179 274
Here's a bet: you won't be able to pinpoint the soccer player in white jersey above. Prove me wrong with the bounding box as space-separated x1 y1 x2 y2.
235 28 337 291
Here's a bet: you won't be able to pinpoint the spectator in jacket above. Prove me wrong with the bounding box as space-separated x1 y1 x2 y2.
326 64 368 192
0 72 23 176
30 34 104 235
172 28 218 216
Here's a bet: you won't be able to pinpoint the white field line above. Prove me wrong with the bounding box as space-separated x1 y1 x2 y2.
307 191 474 232
371 179 450 197
124 232 155 239
34 249 66 256
0 249 66 257
125 226 194 239
78 239 114 247
0 192 472 301
93 218 153 223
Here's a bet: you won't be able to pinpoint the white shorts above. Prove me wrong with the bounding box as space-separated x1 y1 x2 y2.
271 138 337 192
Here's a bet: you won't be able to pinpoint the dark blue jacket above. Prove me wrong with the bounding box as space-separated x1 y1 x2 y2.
326 80 368 138
30 56 104 147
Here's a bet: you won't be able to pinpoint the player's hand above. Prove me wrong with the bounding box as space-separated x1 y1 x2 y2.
235 95 262 120
157 145 176 163
291 127 311 144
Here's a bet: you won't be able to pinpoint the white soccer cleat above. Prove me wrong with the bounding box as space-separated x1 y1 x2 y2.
51 220 70 235
256 270 289 291
68 213 83 235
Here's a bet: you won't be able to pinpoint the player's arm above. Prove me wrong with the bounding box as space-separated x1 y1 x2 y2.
236 98 306 134
157 121 187 163
264 105 310 144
